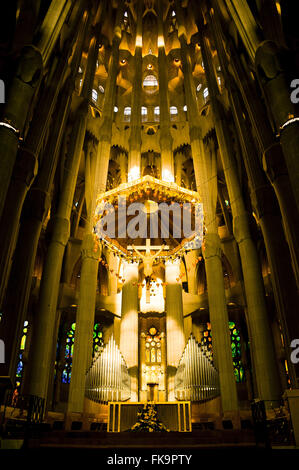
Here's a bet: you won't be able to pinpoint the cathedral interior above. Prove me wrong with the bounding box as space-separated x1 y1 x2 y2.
0 0 299 450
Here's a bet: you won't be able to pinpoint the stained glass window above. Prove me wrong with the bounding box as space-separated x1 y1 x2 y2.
201 321 245 383
16 320 29 387
229 321 245 383
93 323 104 357
145 328 161 364
62 322 103 383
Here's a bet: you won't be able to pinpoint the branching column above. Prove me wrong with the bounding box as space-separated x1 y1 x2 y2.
165 259 185 401
128 1 143 182
0 46 42 219
175 0 238 413
68 6 124 413
208 6 299 385
158 0 174 182
199 26 281 402
120 262 139 401
222 0 299 213
28 30 98 401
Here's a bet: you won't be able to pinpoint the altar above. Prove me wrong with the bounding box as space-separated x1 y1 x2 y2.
107 401 191 432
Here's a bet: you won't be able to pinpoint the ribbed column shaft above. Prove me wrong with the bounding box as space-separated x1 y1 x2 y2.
120 262 139 401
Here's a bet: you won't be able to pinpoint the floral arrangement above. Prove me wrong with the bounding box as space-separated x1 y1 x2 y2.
130 404 169 432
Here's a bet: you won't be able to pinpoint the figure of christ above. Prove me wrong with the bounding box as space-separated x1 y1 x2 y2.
131 244 165 280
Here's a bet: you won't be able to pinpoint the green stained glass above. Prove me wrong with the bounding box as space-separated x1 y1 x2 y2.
201 321 246 383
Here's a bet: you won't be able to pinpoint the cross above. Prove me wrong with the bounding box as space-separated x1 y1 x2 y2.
127 239 169 304
127 238 169 254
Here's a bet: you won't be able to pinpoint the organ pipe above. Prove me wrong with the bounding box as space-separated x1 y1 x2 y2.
85 335 131 404
175 334 220 402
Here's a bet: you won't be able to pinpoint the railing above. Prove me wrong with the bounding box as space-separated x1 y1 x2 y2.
2 391 45 425
251 399 295 447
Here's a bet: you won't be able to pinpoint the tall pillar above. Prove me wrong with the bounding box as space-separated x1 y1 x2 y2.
67 4 124 413
165 259 185 401
175 0 239 413
0 46 42 220
128 1 143 182
120 262 139 401
255 41 299 214
67 234 100 413
119 151 127 183
208 6 299 386
28 100 89 401
28 25 98 399
157 0 174 182
37 0 74 65
218 0 299 213
0 7 87 308
222 0 261 63
107 250 119 295
175 151 184 187
199 23 281 402
220 26 299 289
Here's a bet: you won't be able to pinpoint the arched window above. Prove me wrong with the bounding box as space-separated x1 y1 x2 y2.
145 327 161 364
141 106 148 122
170 106 178 115
124 106 131 122
154 106 160 121
92 89 98 102
99 85 105 94
143 75 158 87
203 87 209 101
143 75 158 94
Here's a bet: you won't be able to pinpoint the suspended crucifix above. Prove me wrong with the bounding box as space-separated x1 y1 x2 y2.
127 239 169 303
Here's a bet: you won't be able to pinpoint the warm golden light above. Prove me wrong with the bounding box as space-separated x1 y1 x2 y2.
158 36 165 48
136 35 143 48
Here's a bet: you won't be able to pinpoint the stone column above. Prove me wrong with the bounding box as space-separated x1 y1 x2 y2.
107 251 119 295
175 151 184 187
221 0 261 63
28 100 89 401
67 4 124 413
67 234 100 413
221 28 299 289
0 8 88 309
128 1 143 182
216 0 299 213
175 0 239 413
184 250 200 295
208 6 299 386
120 262 139 401
0 46 42 219
199 25 281 402
157 0 174 182
37 0 73 65
255 41 299 214
165 259 185 401
27 24 98 399
119 151 127 183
